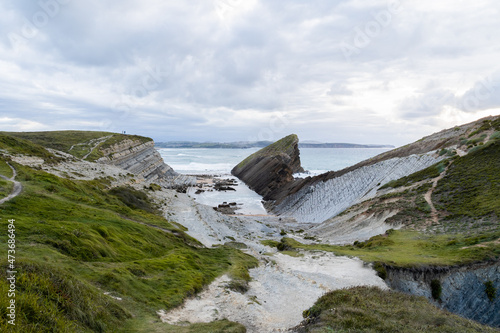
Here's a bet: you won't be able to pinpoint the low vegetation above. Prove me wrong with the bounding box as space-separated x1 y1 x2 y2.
271 229 500 267
236 134 298 169
434 140 500 227
296 286 498 332
4 131 152 161
0 134 62 164
0 177 14 198
0 157 257 332
380 160 449 190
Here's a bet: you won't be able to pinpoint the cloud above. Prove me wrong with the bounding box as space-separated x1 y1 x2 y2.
455 71 500 113
0 0 499 146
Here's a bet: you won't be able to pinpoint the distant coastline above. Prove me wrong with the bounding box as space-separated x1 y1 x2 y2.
155 141 395 149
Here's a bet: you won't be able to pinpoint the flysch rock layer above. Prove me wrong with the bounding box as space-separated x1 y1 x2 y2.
96 139 195 188
273 152 445 223
231 134 304 200
251 116 498 224
385 261 500 327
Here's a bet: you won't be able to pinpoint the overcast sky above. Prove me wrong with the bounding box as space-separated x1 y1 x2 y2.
1 0 499 146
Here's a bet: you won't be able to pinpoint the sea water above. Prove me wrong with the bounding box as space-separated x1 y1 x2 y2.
157 147 391 215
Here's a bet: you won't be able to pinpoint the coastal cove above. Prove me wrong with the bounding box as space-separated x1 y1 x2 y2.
157 147 391 216
158 147 392 176
0 117 498 332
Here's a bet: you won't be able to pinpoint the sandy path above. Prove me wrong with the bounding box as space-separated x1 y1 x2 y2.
0 163 22 205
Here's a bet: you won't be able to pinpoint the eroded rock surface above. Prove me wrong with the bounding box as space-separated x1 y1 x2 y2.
385 261 500 327
231 134 303 200
97 139 195 188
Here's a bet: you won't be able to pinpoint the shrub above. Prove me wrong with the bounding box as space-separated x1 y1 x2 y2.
109 186 157 213
373 262 387 280
431 279 442 300
484 281 497 302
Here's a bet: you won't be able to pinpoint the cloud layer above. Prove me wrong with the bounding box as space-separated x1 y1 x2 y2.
1 0 499 145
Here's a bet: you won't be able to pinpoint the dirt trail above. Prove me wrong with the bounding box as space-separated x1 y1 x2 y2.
0 163 22 205
424 167 448 226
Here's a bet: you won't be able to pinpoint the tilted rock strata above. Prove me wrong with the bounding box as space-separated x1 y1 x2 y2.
272 152 444 223
97 139 195 187
231 134 304 200
385 261 500 327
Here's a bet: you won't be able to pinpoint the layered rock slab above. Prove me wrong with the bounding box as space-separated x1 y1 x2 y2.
97 138 195 188
231 134 304 200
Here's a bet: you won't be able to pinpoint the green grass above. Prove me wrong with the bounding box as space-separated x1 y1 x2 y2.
0 178 14 198
0 159 14 178
273 230 499 267
0 262 130 332
0 159 257 331
434 140 500 221
4 131 153 161
0 134 62 164
380 160 449 189
298 286 498 332
236 134 298 169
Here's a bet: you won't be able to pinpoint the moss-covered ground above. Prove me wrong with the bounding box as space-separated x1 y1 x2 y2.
0 157 256 332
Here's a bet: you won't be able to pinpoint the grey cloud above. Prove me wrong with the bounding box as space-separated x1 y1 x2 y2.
400 89 456 119
1 1 500 147
455 71 500 113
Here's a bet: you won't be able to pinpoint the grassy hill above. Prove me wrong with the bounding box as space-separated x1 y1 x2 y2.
0 123 499 332
2 131 152 161
0 133 256 332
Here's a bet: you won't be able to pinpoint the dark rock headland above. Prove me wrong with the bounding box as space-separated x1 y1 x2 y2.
231 134 304 200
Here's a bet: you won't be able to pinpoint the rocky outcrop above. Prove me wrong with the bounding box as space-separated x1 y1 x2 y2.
231 134 304 200
271 152 444 223
97 139 195 188
384 261 500 327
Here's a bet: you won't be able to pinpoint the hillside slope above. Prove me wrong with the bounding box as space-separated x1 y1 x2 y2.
261 116 500 225
3 131 195 188
0 132 255 332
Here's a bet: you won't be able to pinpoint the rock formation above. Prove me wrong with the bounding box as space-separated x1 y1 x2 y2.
384 261 500 327
272 152 444 223
96 138 195 188
231 134 304 200
232 135 444 223
234 116 500 224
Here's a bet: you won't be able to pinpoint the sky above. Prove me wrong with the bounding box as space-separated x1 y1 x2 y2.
1 0 499 147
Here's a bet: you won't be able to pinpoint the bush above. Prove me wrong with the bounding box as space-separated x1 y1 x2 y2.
109 186 157 213
431 279 442 300
373 262 387 280
484 281 497 302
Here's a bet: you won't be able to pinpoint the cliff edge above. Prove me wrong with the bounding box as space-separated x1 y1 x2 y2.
231 134 304 200
96 138 195 187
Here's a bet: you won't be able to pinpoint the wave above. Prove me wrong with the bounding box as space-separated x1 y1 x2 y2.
294 170 329 178
170 162 234 175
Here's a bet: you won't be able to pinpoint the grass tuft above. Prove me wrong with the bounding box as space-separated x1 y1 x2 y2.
296 286 498 332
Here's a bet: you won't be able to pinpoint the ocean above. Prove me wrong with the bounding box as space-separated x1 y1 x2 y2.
157 147 391 215
157 147 391 176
